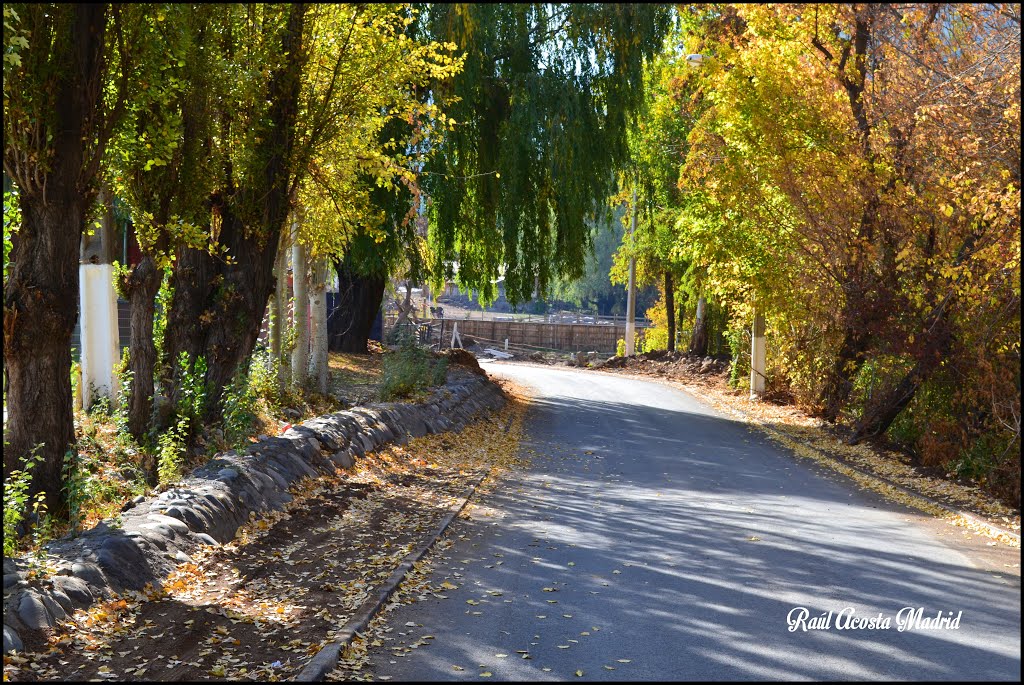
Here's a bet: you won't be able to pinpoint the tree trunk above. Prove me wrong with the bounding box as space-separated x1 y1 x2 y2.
664 271 675 353
124 254 162 455
819 324 873 423
2 4 109 517
329 258 386 353
272 229 291 391
308 255 329 394
689 296 708 356
270 236 285 360
4 202 84 517
162 4 306 422
290 236 309 389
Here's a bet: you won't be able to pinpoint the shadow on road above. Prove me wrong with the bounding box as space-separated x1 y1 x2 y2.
387 388 1020 681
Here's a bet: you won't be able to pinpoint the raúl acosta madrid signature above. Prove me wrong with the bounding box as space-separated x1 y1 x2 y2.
787 606 962 632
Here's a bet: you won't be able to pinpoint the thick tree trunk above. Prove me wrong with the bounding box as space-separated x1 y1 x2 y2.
308 256 329 394
689 296 708 357
4 202 84 517
665 271 675 353
290 237 309 389
2 4 109 517
329 259 386 353
162 4 306 422
124 254 162 454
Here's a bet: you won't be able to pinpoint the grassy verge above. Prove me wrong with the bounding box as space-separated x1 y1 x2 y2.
3 342 461 559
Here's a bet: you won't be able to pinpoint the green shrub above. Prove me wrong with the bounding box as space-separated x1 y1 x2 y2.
62 449 88 536
380 342 448 400
176 352 208 423
158 417 189 486
248 347 280 407
616 338 626 357
153 268 173 369
725 327 749 390
3 445 45 556
221 365 258 449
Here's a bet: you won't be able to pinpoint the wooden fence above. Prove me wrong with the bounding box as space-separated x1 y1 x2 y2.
393 317 649 354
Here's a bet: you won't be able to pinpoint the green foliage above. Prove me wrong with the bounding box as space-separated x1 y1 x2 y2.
175 352 207 424
70 355 81 403
3 444 43 556
616 338 626 358
158 417 189 486
423 4 672 305
2 188 19 286
380 342 448 400
153 267 173 371
221 366 257 450
725 328 749 390
87 392 114 421
247 347 281 409
62 450 87 537
113 349 133 433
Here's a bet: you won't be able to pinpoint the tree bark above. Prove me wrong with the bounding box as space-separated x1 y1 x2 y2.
123 254 162 455
272 229 291 391
664 271 675 352
819 320 873 423
3 5 109 516
162 4 306 421
689 296 708 357
290 236 309 389
308 255 329 394
329 258 386 353
4 202 84 517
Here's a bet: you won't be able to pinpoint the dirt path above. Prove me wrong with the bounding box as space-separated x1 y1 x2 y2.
4 397 526 683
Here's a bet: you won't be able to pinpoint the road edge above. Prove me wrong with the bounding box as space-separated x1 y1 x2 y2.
295 466 491 681
588 365 1020 546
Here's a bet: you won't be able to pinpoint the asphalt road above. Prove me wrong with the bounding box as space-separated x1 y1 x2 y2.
362 363 1021 681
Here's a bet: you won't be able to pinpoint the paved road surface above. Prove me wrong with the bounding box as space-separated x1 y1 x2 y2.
362 363 1020 681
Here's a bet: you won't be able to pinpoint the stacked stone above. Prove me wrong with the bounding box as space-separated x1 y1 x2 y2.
2 370 506 654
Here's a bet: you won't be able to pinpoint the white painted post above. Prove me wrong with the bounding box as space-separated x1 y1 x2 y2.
79 263 120 410
504 338 509 352
450 321 462 349
625 186 637 356
290 226 309 389
750 309 766 399
308 255 329 394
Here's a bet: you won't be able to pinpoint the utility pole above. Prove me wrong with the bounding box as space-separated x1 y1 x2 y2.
625 185 637 356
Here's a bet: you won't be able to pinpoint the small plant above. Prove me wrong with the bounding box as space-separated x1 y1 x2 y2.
248 346 281 408
3 444 44 556
70 355 81 408
153 267 173 368
87 389 114 419
616 338 626 357
113 348 133 431
62 449 88 537
176 351 208 423
157 417 189 486
380 341 448 400
221 365 257 449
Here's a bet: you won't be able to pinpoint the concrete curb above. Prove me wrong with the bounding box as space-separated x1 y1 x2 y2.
296 469 490 681
596 366 1021 545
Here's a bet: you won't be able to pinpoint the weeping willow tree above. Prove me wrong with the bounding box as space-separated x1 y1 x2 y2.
422 3 672 305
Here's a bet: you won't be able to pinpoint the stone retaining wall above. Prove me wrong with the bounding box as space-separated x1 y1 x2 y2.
2 370 506 654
